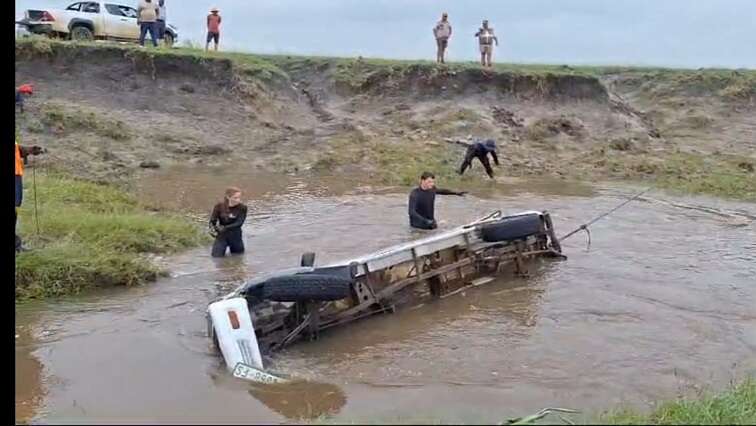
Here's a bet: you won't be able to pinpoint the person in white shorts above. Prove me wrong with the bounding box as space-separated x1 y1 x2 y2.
475 20 499 68
433 12 452 64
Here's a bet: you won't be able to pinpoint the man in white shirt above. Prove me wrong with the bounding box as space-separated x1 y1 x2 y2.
433 12 452 64
475 19 499 68
156 0 167 46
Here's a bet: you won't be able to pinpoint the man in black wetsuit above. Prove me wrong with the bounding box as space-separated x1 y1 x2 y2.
458 138 499 179
408 171 466 230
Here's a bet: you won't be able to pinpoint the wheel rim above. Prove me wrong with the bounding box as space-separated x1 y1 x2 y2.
72 27 92 40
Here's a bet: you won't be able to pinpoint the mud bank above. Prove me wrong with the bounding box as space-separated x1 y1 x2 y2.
15 38 756 198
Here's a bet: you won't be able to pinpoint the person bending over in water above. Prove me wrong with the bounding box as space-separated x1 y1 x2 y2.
209 187 247 257
408 171 466 230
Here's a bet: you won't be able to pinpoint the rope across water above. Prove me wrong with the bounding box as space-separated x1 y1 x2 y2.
558 186 653 249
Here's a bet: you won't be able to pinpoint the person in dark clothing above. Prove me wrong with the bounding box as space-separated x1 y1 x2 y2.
209 187 248 257
458 139 499 179
408 172 466 230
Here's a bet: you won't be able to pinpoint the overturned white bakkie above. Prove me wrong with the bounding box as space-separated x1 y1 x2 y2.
207 210 564 380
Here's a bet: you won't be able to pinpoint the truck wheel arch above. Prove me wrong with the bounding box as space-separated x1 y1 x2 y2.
68 18 94 32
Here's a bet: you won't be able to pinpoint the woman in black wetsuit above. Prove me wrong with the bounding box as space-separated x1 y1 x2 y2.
209 187 248 257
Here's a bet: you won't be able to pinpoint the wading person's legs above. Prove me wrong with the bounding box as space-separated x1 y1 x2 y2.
211 235 229 257
227 231 245 255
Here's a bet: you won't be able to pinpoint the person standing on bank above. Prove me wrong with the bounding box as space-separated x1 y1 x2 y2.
156 0 167 46
15 137 45 252
475 19 499 68
206 7 222 52
209 187 247 257
137 0 159 47
408 172 466 230
433 12 452 64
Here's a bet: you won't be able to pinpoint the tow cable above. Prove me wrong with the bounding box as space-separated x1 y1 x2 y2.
558 186 653 251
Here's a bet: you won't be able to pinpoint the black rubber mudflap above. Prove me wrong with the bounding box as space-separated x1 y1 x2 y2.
480 213 543 243
261 274 353 302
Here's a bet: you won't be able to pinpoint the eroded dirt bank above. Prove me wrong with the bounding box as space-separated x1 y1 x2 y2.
14 39 756 198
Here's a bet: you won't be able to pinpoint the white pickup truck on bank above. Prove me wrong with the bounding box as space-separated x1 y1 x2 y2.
16 1 178 46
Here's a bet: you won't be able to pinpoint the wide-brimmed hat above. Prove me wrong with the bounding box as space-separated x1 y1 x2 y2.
210 6 219 12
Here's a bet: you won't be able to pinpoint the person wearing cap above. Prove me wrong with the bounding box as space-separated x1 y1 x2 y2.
458 139 500 179
433 12 452 64
474 20 499 68
206 7 222 52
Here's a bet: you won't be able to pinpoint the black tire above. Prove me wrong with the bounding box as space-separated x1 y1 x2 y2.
70 26 93 41
480 213 543 243
211 327 220 351
261 274 352 302
164 32 174 47
300 252 316 267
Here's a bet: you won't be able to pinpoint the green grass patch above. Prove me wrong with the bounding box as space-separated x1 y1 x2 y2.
591 151 756 200
314 134 466 187
39 101 131 140
15 173 208 300
16 37 289 84
602 378 756 425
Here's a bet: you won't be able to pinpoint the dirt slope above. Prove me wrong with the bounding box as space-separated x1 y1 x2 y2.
14 38 756 197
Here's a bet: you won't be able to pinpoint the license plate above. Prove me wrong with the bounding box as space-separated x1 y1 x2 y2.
232 363 289 384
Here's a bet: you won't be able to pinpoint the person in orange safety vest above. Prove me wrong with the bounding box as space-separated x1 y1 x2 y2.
15 137 45 252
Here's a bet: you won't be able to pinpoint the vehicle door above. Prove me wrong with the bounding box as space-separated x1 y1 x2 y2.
117 5 140 40
79 2 103 35
102 3 132 38
59 2 82 26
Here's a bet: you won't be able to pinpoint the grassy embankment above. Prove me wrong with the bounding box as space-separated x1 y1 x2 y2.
14 173 208 300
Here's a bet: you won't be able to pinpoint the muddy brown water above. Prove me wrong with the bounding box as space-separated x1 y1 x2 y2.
15 168 756 424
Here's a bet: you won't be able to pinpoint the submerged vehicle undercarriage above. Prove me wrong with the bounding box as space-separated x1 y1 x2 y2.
208 210 564 374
